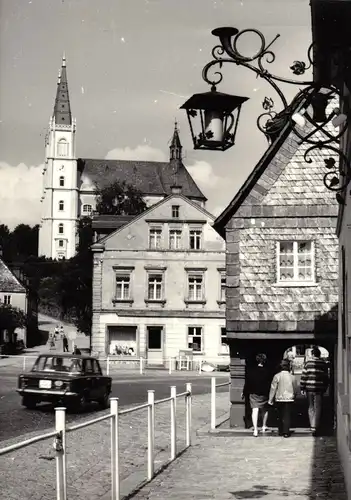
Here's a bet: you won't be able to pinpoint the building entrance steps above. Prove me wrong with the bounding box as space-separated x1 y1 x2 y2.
131 433 346 500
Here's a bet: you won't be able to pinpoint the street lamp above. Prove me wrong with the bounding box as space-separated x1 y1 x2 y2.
180 26 351 197
180 87 248 151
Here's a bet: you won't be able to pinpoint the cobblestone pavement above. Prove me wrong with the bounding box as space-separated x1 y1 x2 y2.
0 391 230 500
132 433 346 500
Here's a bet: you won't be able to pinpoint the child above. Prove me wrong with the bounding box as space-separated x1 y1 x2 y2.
268 359 297 438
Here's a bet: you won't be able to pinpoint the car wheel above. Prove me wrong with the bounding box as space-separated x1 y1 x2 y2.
98 391 110 409
22 396 37 409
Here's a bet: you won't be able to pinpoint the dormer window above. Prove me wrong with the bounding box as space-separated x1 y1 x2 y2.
172 205 180 218
82 204 93 215
57 139 68 157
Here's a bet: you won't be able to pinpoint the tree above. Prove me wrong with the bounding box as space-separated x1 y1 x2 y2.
0 304 26 332
95 180 147 216
10 224 39 260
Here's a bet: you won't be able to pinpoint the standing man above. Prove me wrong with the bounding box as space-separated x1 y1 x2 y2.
62 333 69 353
300 346 329 436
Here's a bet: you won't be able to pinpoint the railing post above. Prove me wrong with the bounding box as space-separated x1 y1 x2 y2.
140 356 144 375
186 382 192 447
198 358 202 374
107 356 110 376
110 397 120 500
170 386 177 460
211 377 216 431
23 356 26 372
55 407 67 500
169 357 172 374
147 390 155 480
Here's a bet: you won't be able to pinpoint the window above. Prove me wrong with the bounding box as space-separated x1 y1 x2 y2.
4 295 11 305
58 240 64 247
149 228 162 249
59 176 65 187
82 204 93 215
188 273 204 301
189 229 202 250
221 327 227 343
169 229 182 250
220 272 226 302
188 326 202 352
115 275 130 300
148 273 163 300
58 200 64 211
57 139 68 157
277 241 314 283
172 205 180 218
58 223 64 234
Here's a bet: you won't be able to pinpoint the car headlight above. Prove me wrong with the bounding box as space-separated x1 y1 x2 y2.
54 381 64 388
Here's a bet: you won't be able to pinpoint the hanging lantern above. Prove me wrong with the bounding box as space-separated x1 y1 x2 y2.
180 87 248 151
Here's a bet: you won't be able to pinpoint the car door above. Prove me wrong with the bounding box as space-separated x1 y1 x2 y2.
82 359 95 399
92 359 105 398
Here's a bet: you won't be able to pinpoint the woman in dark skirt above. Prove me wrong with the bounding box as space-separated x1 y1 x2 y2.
242 353 272 437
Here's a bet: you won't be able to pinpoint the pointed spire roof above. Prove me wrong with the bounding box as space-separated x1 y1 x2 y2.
169 120 182 161
53 53 72 125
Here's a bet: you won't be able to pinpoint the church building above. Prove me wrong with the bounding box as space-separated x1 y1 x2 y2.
38 56 207 260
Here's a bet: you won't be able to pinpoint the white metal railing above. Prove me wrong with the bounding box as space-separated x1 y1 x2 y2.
210 376 230 431
103 355 229 375
0 353 229 376
0 383 193 500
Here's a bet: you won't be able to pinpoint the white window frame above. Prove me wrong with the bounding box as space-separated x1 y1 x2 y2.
189 229 202 250
58 223 64 234
147 272 164 301
187 272 204 301
169 229 182 250
149 228 162 249
57 139 68 157
59 176 65 187
187 326 203 352
115 274 131 300
276 240 315 285
172 205 180 218
58 200 64 211
4 295 11 305
82 204 93 215
220 272 226 302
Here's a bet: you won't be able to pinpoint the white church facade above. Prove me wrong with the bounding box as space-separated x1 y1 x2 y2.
38 56 207 260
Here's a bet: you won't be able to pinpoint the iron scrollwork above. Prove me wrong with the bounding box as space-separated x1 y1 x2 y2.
201 26 351 195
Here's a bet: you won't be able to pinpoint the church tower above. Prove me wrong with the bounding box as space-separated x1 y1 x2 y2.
38 55 78 260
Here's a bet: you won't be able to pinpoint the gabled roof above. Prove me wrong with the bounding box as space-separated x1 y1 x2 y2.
91 193 216 248
0 259 26 293
77 158 207 201
213 95 338 237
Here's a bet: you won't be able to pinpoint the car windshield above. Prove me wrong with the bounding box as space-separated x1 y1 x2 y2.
32 356 83 373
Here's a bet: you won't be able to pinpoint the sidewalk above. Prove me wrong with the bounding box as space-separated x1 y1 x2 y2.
131 432 346 500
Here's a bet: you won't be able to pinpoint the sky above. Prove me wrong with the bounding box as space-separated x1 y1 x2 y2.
0 0 313 229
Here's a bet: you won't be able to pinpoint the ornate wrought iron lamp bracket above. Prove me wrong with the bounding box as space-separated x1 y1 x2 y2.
196 26 351 195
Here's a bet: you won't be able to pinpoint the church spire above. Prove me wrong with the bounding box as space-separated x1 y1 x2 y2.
169 120 182 161
53 53 72 125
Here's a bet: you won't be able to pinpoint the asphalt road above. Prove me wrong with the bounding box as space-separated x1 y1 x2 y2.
0 373 230 443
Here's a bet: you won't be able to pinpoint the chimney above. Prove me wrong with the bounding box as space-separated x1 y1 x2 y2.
170 185 182 195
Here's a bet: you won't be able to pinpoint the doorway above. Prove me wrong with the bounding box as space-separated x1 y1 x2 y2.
146 326 164 365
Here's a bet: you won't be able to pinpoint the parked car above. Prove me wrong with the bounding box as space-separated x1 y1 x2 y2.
17 354 112 411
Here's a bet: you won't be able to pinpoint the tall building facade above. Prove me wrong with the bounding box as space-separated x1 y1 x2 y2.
38 57 207 260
